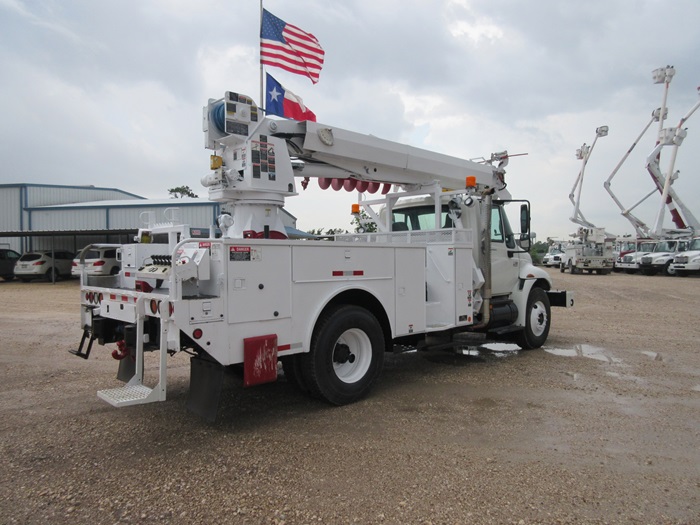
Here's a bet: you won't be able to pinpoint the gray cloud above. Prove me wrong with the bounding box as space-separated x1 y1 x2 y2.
1 0 699 238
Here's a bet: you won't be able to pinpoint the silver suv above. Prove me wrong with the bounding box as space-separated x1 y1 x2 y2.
14 251 75 282
72 247 120 277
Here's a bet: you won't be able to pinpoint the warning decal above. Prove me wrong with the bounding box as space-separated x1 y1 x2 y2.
230 246 251 261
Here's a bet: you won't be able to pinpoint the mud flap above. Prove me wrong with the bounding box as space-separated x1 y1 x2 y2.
187 355 225 423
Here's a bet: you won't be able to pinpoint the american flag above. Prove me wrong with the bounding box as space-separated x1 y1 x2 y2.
260 9 324 84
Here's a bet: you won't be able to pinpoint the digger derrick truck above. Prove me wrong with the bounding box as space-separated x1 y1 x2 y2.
73 91 572 421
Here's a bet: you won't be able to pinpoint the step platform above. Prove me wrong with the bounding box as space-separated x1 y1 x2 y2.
97 384 154 407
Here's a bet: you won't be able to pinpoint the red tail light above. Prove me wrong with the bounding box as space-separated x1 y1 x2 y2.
94 260 106 267
33 261 46 266
72 262 78 267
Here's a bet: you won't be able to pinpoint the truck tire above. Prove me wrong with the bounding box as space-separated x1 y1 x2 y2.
514 287 551 350
663 261 676 276
559 263 565 273
302 305 385 405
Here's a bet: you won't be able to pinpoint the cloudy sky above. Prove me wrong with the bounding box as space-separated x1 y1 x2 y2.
1 0 699 240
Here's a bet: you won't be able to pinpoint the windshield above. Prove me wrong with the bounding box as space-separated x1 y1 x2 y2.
687 239 700 251
638 242 656 252
654 241 676 252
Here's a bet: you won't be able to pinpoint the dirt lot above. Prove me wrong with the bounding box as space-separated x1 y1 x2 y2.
0 269 698 525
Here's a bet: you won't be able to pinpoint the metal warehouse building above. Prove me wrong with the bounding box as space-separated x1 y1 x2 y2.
0 183 299 254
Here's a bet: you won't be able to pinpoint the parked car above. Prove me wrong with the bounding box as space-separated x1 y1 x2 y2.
0 248 21 280
14 251 75 281
72 247 120 277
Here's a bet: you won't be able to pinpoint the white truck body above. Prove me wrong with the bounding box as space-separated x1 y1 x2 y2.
73 90 572 421
560 227 615 274
615 240 657 273
670 238 700 275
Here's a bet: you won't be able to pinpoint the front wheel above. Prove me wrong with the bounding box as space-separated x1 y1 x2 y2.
663 261 676 276
302 305 385 405
514 288 551 350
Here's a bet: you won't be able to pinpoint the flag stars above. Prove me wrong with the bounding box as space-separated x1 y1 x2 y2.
268 86 282 102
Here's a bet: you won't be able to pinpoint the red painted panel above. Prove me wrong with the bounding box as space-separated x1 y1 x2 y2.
243 334 278 387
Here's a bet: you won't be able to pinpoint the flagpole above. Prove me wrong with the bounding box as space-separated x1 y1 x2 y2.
259 0 264 112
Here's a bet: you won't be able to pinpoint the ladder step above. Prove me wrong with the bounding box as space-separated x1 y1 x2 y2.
98 384 153 407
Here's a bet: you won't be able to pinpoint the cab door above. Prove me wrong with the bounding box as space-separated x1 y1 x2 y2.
489 204 522 297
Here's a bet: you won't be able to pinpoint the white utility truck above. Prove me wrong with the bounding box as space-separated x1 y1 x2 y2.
671 237 700 276
616 239 657 274
560 227 615 274
73 91 572 421
639 237 689 276
561 126 615 274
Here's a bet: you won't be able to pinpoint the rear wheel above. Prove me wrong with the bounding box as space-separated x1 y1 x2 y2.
45 267 60 282
514 288 551 350
302 305 385 405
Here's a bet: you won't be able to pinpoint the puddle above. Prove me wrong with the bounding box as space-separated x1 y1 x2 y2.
544 344 621 363
457 342 521 358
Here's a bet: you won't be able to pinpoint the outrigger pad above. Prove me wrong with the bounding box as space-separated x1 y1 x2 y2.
187 355 225 423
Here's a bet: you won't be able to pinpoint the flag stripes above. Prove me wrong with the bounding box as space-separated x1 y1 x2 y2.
260 9 325 84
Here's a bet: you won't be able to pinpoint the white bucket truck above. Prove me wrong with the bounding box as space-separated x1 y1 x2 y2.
73 91 572 421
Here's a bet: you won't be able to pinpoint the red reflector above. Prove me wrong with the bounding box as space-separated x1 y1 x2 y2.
169 302 174 316
353 270 364 276
192 328 203 340
98 293 103 303
121 295 129 302
332 271 343 276
150 299 158 315
135 280 153 293
125 271 132 277
85 292 90 302
110 294 116 300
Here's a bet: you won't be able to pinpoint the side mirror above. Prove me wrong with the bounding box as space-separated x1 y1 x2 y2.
520 203 530 234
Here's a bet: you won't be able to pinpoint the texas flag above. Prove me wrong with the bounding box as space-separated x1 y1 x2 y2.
265 73 317 122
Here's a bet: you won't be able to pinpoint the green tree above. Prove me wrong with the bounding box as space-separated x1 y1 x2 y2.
351 210 377 233
168 185 198 198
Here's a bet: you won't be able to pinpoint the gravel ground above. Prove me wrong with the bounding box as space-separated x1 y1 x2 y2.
0 269 698 524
